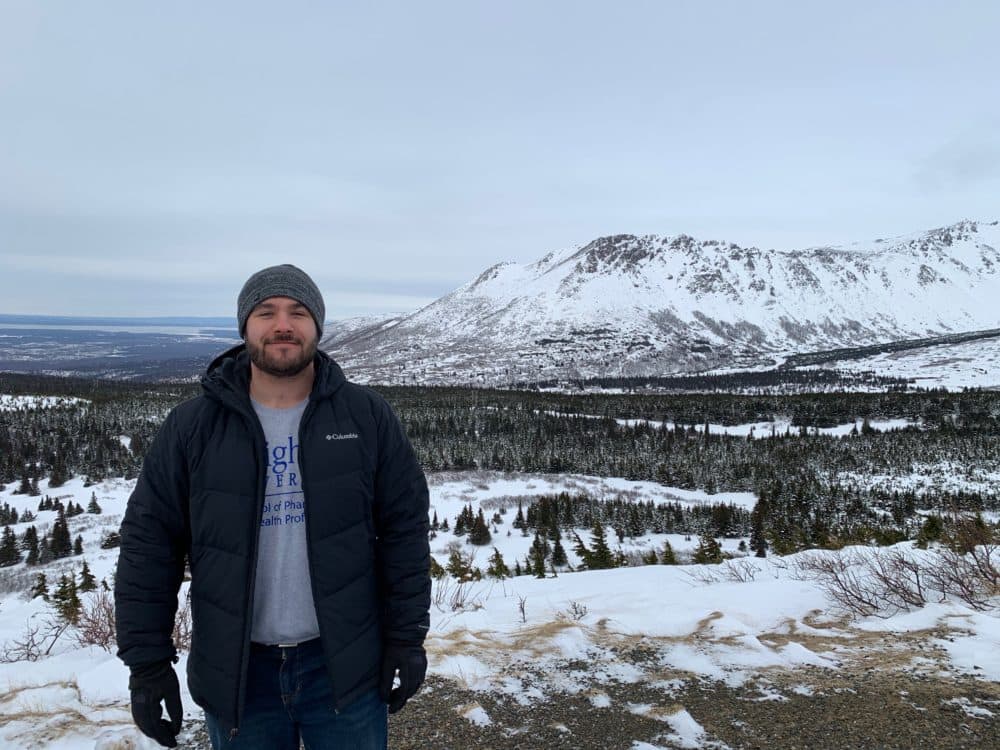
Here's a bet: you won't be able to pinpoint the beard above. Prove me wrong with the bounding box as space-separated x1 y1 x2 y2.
247 332 317 377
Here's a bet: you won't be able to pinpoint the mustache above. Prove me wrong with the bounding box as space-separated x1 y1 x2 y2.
265 334 301 344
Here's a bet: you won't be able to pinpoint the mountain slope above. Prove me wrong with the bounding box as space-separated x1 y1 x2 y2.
325 220 1000 385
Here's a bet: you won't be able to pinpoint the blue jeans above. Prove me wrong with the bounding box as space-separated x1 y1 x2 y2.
205 639 387 750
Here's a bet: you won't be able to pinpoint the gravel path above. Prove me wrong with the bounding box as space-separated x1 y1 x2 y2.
177 665 999 749
171 614 1000 750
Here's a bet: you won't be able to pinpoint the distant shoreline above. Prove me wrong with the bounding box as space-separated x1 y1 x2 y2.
0 313 235 328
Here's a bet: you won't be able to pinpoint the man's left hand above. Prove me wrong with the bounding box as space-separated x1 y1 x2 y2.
378 644 427 714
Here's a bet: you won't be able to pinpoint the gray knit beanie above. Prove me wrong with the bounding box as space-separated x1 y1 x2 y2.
237 264 325 338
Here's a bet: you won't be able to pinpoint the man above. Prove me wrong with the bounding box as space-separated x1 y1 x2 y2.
115 264 431 749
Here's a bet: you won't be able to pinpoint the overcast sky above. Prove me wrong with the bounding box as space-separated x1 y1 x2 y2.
1 1 998 320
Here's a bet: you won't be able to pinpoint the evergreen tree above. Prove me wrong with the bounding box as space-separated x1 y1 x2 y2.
531 543 547 578
446 549 473 581
659 539 677 565
0 525 20 567
29 572 48 600
79 560 97 592
693 533 723 564
551 536 568 567
586 520 615 570
468 509 492 546
22 525 39 565
915 514 944 548
74 534 84 555
429 556 446 579
486 548 510 579
50 508 72 559
749 498 768 558
513 502 526 530
453 505 475 537
572 532 592 569
87 492 102 514
51 574 81 624
38 533 53 564
48 456 69 488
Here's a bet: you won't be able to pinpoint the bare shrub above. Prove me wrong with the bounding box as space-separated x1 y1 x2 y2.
0 612 70 662
681 566 722 585
74 588 117 651
797 544 999 619
517 595 527 624
720 558 759 583
172 589 193 652
431 577 484 613
794 549 905 618
924 543 1000 612
566 600 588 621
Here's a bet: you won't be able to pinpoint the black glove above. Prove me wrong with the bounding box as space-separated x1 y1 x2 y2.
128 660 183 748
378 644 427 714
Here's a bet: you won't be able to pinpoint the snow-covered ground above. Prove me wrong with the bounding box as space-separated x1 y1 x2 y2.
0 394 89 411
813 336 1000 391
541 409 917 438
0 472 997 749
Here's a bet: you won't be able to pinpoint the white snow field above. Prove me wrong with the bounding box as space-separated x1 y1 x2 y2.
0 471 997 748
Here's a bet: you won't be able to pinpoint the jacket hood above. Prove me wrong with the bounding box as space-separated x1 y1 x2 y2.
201 344 347 408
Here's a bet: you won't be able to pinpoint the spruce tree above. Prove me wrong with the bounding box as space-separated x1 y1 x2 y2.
551 536 568 567
74 535 84 555
659 539 677 565
38 533 54 564
49 508 72 559
693 533 723 564
513 502 526 530
468 509 492 546
531 544 547 578
429 556 446 579
52 574 81 624
749 496 769 558
22 525 39 565
79 560 97 592
0 526 20 567
572 532 592 569
30 572 48 600
446 549 472 581
586 520 615 570
486 548 510 579
87 492 102 514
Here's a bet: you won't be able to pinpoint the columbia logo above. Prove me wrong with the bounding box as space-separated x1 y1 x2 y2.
325 433 359 441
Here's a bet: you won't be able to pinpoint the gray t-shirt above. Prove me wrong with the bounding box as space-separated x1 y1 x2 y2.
250 397 320 644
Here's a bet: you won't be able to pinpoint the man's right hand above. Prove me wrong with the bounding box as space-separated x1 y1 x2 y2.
128 660 183 748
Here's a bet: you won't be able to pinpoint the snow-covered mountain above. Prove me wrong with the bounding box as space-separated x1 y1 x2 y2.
325 220 1000 385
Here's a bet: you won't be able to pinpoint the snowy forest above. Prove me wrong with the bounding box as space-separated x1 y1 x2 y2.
2 371 997 572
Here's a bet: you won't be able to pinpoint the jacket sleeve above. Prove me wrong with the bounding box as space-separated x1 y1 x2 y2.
372 397 430 647
115 408 190 668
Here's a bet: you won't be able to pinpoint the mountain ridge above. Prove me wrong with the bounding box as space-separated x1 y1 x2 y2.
324 219 1000 385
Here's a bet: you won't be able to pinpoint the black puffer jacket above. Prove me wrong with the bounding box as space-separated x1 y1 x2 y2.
115 346 430 732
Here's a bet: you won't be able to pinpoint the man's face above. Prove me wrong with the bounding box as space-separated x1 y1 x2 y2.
244 296 318 377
